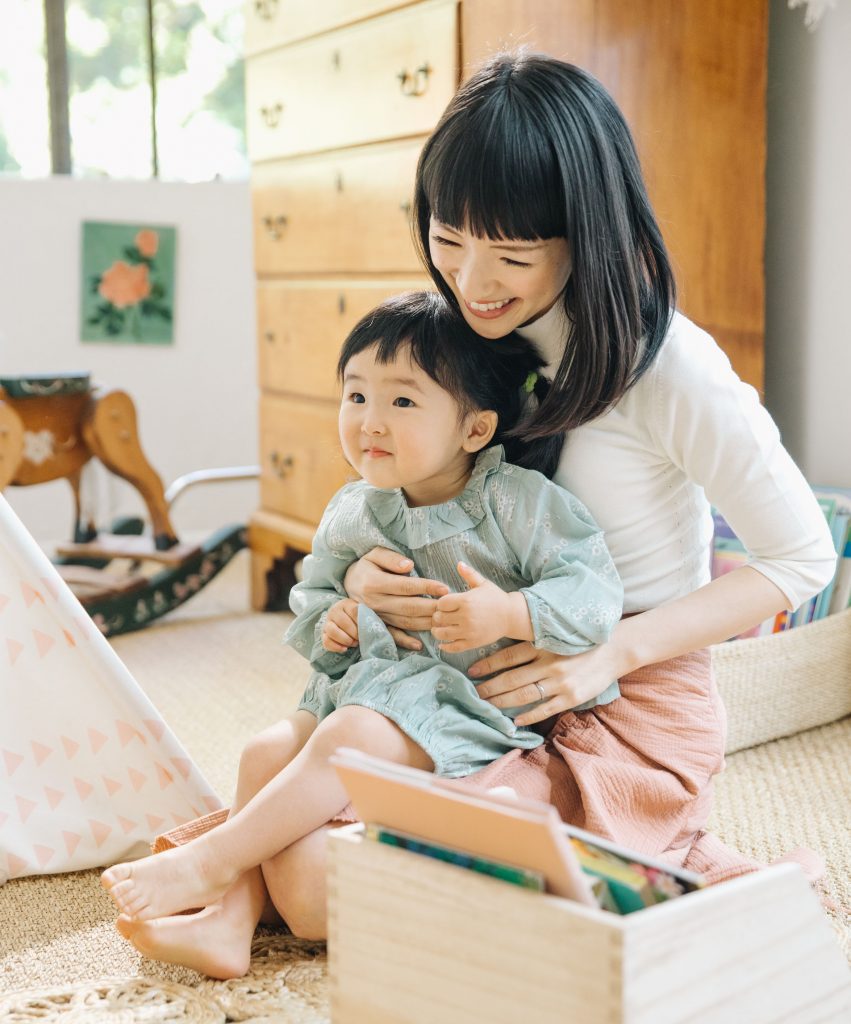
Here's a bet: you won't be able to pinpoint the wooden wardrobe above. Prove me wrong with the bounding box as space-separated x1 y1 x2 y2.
244 0 767 608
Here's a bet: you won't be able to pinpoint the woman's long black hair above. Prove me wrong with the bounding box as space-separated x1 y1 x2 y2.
414 50 676 439
337 291 564 479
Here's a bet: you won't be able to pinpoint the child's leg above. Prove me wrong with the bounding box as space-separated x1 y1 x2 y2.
232 710 319 819
112 710 318 977
102 705 432 921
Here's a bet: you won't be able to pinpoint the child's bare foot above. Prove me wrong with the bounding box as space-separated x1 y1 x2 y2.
101 843 238 921
116 906 253 979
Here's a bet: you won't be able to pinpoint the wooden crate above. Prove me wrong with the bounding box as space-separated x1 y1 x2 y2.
327 825 851 1024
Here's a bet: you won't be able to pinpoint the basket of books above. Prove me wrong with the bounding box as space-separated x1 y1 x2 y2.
326 750 850 1024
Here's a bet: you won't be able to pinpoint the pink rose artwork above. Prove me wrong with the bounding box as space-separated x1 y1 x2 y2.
98 262 152 308
82 221 175 344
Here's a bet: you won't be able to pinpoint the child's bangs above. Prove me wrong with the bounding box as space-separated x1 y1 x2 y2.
422 107 567 242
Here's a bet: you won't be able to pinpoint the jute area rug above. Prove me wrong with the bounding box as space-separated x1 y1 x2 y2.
0 552 848 1021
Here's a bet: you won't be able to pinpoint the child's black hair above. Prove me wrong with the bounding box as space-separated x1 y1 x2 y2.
413 50 676 439
337 291 564 479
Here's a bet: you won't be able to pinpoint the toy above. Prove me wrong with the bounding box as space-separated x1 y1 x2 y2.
0 372 254 636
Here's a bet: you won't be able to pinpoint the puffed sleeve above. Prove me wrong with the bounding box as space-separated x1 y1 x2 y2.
501 470 624 654
649 323 836 609
283 484 363 678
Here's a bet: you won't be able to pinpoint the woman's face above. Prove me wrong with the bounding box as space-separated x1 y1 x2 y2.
428 217 572 339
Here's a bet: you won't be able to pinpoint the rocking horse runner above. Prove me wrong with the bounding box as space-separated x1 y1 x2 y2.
0 373 250 636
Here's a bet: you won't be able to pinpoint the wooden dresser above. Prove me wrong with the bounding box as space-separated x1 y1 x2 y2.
244 0 768 609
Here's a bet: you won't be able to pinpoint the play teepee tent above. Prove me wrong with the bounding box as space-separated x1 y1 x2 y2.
0 494 221 883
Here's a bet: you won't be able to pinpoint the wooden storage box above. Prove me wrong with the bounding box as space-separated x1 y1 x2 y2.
327 824 850 1024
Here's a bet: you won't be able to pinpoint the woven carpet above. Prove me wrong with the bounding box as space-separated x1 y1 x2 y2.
1 552 848 1019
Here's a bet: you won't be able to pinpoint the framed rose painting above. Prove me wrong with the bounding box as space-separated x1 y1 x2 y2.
80 221 177 345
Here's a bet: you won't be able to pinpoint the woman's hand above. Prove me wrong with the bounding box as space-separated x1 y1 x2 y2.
469 641 622 726
344 547 449 651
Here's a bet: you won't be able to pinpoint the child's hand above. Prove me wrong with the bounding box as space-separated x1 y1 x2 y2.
322 598 359 653
431 562 533 653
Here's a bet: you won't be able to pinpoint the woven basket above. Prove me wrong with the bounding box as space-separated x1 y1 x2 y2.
713 607 851 754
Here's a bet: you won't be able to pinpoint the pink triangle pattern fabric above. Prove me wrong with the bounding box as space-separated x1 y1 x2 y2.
0 496 222 881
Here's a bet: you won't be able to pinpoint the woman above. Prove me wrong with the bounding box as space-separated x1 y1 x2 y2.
117 51 834 974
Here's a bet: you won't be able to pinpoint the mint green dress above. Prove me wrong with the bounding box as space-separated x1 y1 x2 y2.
285 446 623 778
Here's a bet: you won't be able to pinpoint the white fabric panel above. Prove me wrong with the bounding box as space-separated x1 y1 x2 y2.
0 495 221 880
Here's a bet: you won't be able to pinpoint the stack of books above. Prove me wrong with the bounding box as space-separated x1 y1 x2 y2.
712 485 851 637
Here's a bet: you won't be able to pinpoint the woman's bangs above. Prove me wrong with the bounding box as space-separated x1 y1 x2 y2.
422 113 566 241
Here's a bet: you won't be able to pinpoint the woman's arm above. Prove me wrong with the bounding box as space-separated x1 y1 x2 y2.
344 548 450 650
471 565 788 726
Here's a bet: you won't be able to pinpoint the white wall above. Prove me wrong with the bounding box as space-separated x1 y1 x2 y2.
765 0 851 484
0 178 258 543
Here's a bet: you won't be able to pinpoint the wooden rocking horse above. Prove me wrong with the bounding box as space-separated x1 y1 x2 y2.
0 373 250 636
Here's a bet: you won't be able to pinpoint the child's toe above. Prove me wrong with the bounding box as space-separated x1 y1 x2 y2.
101 863 131 889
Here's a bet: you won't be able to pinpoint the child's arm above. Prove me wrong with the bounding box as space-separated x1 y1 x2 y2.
433 477 623 656
507 480 623 655
432 561 534 653
284 487 364 677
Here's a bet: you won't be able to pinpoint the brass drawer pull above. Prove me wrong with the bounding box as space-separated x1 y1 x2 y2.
262 213 288 240
254 0 278 20
264 329 276 344
397 63 432 97
270 452 295 478
260 102 283 128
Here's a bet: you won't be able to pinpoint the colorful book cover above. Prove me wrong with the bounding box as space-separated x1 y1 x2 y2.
813 487 851 615
366 823 546 892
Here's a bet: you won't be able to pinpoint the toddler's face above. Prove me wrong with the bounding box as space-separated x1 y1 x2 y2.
428 217 572 340
339 344 477 507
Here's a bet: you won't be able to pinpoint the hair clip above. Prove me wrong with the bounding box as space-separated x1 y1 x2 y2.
523 371 538 393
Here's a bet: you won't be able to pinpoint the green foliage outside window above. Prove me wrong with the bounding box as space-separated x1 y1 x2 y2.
0 0 246 181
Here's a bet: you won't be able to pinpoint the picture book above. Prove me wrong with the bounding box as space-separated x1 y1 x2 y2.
331 747 598 905
365 823 546 891
560 822 704 914
813 486 851 615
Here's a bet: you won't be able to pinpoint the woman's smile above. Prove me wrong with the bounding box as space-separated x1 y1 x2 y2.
465 297 518 319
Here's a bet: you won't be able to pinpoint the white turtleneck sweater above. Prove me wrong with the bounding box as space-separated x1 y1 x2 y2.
517 306 835 614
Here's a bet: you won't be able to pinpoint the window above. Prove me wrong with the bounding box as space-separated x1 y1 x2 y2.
0 1 51 176
0 0 246 181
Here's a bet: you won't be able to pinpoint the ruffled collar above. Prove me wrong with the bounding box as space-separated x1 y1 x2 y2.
364 445 504 549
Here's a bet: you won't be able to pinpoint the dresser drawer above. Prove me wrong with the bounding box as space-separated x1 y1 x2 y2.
246 0 458 161
259 395 351 524
245 0 420 55
258 279 432 400
253 140 424 275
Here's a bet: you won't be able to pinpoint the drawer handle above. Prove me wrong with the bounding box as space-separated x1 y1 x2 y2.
254 0 278 20
397 63 432 98
262 213 288 240
264 329 276 344
260 102 283 128
270 452 295 478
